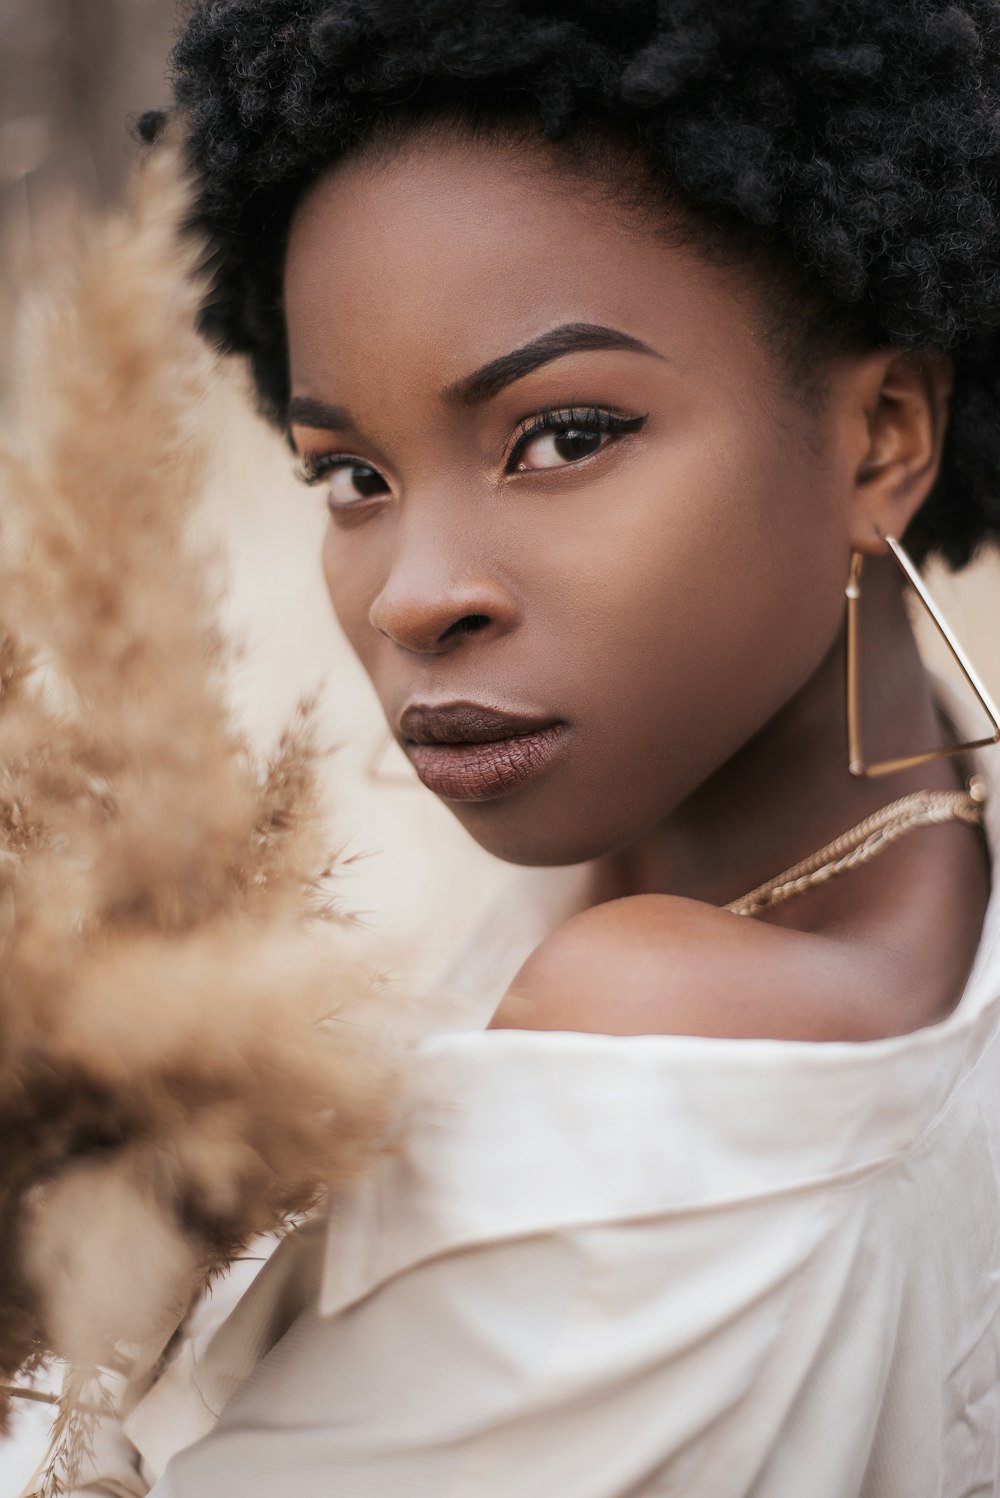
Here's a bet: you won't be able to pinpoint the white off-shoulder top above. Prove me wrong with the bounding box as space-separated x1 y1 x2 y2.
87 672 1000 1498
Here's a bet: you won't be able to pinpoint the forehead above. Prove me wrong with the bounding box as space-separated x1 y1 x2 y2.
282 127 772 400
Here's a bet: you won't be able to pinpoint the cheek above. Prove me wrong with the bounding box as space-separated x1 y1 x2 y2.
538 423 848 782
322 523 380 667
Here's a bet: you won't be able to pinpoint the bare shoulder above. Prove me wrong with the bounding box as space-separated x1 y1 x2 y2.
486 894 904 1042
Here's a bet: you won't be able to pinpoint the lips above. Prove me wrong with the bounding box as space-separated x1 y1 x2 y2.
399 702 568 802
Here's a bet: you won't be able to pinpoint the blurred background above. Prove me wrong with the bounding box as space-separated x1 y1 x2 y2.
1 1 999 1488
0 7 510 1485
0 0 510 962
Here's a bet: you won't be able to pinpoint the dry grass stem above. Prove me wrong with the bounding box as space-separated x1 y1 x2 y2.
0 131 403 1485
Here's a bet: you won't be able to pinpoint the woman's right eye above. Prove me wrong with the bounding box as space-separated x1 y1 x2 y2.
298 455 391 508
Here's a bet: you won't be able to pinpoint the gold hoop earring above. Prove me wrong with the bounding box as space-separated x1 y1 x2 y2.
845 533 1000 777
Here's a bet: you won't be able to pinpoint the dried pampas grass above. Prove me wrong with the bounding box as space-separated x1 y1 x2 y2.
0 133 402 1487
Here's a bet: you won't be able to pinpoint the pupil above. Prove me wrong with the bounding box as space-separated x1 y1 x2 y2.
554 429 601 462
352 464 384 497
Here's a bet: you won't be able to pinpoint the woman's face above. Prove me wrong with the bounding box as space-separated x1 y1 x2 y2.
284 128 857 866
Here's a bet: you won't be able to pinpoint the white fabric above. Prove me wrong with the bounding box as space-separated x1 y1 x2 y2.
108 673 1000 1494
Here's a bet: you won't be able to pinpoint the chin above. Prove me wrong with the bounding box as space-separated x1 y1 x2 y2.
448 798 618 869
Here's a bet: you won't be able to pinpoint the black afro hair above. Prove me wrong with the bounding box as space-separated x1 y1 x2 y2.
144 0 1000 570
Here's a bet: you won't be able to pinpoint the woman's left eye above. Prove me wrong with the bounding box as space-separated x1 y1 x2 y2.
508 408 645 473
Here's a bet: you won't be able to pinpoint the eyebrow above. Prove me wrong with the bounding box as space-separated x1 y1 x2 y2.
287 395 354 432
285 322 665 431
444 322 665 407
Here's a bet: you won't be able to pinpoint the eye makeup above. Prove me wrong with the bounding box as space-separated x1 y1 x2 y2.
292 402 648 508
505 404 647 472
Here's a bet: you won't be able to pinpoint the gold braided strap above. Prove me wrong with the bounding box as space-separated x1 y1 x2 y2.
724 784 985 918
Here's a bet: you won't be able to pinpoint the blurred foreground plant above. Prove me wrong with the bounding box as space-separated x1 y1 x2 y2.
0 136 400 1492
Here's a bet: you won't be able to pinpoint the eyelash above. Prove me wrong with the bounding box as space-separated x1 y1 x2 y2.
293 404 647 490
295 451 352 486
505 404 646 470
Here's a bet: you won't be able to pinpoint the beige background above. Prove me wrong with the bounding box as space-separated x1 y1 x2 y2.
0 0 512 952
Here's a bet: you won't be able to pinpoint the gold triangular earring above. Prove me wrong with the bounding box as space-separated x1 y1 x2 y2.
845 532 1000 777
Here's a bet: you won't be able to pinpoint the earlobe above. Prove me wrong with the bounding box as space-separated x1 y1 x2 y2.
848 348 954 555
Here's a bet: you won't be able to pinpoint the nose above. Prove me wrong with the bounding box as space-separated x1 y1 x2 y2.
369 561 519 655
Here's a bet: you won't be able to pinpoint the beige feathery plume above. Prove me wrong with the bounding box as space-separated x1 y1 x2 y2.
0 131 403 1489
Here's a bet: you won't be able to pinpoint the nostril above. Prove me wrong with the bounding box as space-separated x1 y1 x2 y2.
441 613 491 641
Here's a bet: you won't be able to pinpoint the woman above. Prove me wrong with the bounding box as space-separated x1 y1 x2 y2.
90 0 1000 1492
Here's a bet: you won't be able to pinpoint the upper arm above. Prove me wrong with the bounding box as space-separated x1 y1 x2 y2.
487 894 879 1041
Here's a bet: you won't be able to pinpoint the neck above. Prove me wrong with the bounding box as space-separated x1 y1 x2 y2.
593 554 967 913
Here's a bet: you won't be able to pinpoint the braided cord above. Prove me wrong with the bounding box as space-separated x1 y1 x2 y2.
725 788 984 918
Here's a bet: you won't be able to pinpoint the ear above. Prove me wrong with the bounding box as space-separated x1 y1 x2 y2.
846 347 954 556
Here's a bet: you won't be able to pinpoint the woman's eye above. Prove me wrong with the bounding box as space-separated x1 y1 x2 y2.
327 461 389 504
300 457 390 507
514 426 609 471
508 410 645 474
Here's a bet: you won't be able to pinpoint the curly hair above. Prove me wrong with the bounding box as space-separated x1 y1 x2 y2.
143 0 1000 570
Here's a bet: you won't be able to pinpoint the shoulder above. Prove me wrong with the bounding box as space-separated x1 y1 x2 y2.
486 893 894 1042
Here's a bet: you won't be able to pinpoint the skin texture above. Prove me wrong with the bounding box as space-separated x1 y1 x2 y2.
284 125 991 1041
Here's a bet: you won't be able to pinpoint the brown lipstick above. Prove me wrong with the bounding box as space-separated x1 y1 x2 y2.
399 702 568 801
